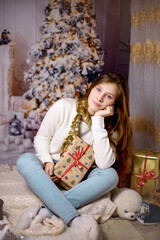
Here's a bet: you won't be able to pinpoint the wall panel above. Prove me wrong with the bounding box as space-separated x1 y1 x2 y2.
35 0 46 40
0 0 4 31
3 0 16 41
14 0 36 90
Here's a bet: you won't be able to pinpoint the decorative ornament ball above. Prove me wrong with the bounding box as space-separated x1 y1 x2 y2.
26 58 31 64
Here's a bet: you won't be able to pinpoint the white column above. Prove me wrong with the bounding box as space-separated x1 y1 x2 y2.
0 44 14 117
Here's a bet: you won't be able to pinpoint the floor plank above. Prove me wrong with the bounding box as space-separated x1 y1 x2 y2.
131 221 160 240
100 219 144 240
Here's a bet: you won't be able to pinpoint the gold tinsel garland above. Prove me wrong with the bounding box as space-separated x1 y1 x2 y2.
130 39 160 66
131 5 160 26
60 99 92 153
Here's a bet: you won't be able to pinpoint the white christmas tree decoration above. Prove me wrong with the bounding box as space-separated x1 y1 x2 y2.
23 0 104 116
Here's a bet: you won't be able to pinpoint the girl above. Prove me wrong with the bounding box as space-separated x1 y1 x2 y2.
17 72 133 239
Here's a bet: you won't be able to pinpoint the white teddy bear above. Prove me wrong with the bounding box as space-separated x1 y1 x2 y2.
112 188 142 220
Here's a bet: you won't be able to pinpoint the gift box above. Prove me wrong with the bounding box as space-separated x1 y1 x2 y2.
130 149 160 203
54 136 95 190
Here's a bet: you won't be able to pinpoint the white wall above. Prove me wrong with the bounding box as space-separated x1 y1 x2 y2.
0 0 48 95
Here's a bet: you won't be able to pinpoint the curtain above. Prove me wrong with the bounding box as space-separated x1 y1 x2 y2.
95 0 131 79
129 0 160 151
95 0 121 73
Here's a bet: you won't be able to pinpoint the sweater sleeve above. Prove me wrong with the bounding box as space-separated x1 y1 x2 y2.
91 116 116 169
34 99 65 164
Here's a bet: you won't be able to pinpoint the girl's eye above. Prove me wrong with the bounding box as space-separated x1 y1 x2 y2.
105 94 112 99
96 87 101 92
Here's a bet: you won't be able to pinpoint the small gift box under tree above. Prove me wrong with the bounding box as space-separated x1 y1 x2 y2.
54 136 95 190
130 149 160 203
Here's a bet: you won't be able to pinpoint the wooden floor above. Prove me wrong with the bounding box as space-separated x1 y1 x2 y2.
100 218 160 240
0 145 160 240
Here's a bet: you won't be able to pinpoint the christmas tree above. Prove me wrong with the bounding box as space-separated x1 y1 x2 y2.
23 0 104 116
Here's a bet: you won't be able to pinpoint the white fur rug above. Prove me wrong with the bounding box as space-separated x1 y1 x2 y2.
0 164 116 240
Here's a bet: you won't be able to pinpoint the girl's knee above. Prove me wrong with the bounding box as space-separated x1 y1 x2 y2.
109 168 119 185
101 168 119 186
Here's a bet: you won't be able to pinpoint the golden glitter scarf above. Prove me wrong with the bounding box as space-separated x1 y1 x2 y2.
60 99 92 154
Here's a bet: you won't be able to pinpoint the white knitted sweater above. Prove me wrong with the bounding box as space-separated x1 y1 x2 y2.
34 98 116 169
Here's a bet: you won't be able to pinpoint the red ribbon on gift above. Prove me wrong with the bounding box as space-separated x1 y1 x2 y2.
59 145 90 180
133 150 160 195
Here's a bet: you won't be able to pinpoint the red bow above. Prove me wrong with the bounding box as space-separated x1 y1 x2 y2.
74 146 84 169
59 145 90 180
133 150 160 195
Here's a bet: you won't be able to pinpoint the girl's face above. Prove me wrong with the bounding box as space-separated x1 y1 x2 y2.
88 82 118 115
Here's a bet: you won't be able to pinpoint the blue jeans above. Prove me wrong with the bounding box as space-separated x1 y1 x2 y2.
17 153 119 224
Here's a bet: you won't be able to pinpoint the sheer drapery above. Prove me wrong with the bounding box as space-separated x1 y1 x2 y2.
129 0 160 151
95 0 131 79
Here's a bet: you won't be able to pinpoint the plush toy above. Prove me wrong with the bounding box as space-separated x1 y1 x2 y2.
112 188 142 220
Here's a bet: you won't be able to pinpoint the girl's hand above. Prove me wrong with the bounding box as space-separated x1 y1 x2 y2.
44 162 59 182
94 105 114 117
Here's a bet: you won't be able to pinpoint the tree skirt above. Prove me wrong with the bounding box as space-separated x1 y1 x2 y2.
0 164 116 239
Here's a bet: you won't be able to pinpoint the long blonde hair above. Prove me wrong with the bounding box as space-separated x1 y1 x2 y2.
81 72 133 186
